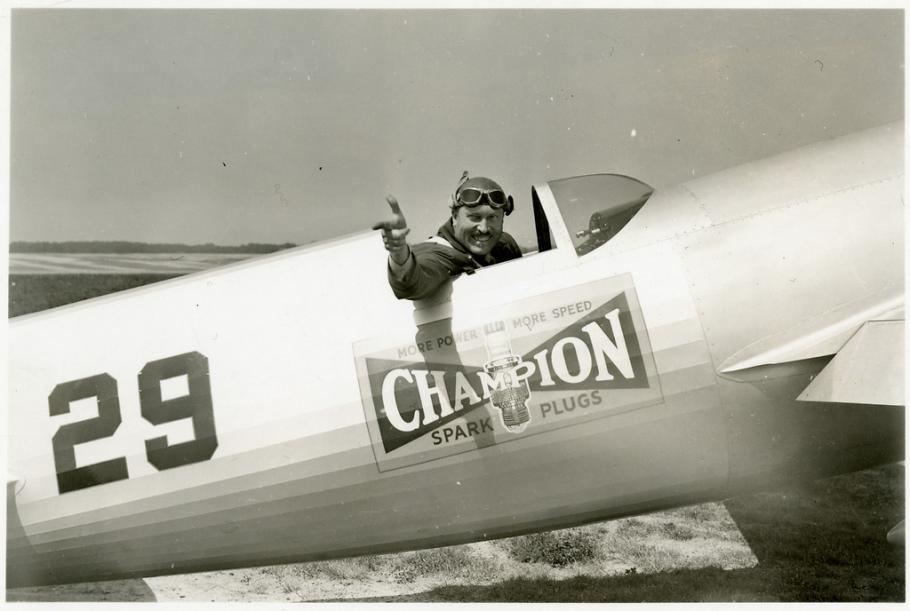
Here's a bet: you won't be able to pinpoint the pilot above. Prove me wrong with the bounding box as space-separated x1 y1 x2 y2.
372 171 523 301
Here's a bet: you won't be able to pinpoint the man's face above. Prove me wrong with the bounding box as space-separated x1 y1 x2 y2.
451 204 504 257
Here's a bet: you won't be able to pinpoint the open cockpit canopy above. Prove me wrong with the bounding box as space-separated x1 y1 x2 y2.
538 174 654 256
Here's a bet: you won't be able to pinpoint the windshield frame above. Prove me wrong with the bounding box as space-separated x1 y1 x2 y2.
533 173 655 257
530 181 576 254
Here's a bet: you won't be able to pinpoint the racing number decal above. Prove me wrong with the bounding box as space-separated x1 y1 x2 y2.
48 351 219 494
140 352 218 470
49 374 129 494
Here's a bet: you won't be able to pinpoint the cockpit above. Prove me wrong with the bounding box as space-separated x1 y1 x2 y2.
402 173 657 322
406 172 657 313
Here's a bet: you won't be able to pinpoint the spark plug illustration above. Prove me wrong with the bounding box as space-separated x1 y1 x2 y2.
483 327 531 433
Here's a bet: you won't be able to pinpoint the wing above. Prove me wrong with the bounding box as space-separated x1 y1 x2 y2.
797 315 904 406
719 291 904 406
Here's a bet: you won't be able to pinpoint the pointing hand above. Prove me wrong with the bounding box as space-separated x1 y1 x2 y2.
371 195 411 265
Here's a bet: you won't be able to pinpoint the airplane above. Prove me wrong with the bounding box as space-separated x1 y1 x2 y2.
6 121 904 588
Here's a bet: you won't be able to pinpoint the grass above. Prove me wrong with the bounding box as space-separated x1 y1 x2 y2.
505 529 599 567
9 274 180 318
284 546 503 586
348 464 904 602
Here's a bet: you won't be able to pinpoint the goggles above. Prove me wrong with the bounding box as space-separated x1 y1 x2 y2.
452 171 510 210
456 187 508 207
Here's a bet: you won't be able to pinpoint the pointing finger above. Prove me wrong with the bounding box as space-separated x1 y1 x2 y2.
386 194 403 217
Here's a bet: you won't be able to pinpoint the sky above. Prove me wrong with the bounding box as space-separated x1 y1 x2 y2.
9 8 904 248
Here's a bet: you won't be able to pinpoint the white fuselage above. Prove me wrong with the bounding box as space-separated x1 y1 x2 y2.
7 123 903 586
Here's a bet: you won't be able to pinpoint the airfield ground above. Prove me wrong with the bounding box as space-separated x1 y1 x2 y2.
7 465 904 602
7 272 905 602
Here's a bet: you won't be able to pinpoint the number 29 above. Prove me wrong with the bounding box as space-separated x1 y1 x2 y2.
48 351 218 494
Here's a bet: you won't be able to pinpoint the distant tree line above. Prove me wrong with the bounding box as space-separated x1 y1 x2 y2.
10 241 298 254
